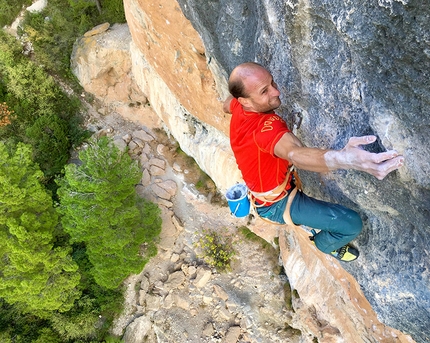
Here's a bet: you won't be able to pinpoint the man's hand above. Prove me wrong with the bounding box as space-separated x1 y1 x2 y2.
324 135 404 180
223 95 234 114
275 133 404 180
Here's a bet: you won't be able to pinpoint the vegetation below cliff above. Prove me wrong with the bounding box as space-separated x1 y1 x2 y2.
0 1 162 342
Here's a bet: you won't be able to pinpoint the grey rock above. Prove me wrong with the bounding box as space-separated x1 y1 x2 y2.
155 198 173 208
165 271 186 289
156 179 178 196
133 129 154 142
172 293 190 310
225 326 241 343
140 277 150 292
133 137 145 148
157 144 166 155
128 140 140 153
141 169 151 186
172 162 182 172
194 268 212 288
175 0 430 340
123 315 151 343
213 284 229 302
149 157 166 169
140 153 149 165
152 183 172 200
122 133 132 144
142 143 152 155
202 322 214 337
145 294 161 311
113 138 127 152
149 165 164 176
170 253 180 263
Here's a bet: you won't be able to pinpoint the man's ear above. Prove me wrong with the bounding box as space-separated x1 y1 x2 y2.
237 97 250 107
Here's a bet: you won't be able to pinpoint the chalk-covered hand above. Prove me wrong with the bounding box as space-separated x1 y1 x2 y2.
325 135 404 180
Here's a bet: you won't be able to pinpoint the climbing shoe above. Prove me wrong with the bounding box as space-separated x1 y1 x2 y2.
330 245 359 262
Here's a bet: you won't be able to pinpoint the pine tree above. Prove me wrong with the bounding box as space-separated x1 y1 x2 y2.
25 114 71 178
57 137 161 289
0 142 81 316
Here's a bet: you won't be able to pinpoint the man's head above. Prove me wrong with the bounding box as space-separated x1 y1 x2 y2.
228 62 281 113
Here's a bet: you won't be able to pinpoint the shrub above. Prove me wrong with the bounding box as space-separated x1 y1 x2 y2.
0 0 32 27
196 229 235 271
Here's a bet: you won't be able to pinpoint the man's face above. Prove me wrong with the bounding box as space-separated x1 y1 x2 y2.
240 68 281 113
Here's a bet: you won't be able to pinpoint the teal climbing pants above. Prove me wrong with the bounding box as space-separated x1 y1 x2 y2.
256 189 362 253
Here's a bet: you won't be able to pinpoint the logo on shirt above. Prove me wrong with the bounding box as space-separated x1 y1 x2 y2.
261 115 285 133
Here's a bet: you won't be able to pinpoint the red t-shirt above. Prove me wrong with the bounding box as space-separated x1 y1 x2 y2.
229 98 291 193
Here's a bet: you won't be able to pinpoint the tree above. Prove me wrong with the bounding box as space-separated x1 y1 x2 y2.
57 137 161 289
0 30 88 183
0 142 81 316
25 114 71 178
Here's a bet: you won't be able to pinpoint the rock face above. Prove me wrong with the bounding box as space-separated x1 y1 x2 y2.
71 0 429 341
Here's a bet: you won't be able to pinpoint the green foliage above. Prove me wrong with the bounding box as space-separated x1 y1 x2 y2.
0 0 32 27
0 299 49 343
32 328 61 343
21 0 126 81
239 226 274 251
100 0 126 23
103 335 123 343
0 142 81 316
49 296 100 341
196 229 235 271
0 50 62 119
0 30 88 182
26 114 71 177
57 137 162 289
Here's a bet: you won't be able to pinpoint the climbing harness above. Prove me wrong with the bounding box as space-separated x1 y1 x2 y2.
249 165 302 225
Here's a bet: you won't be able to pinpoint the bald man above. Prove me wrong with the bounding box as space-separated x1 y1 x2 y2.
224 62 404 262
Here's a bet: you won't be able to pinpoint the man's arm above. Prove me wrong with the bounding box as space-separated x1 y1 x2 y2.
223 95 234 114
274 132 404 180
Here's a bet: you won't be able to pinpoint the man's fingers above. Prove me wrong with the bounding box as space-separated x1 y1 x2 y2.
372 149 400 163
347 135 377 147
373 156 405 180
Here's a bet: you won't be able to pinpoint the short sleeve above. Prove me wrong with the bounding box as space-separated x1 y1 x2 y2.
254 115 290 156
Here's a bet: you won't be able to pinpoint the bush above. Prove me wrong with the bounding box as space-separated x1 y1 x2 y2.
196 229 235 271
0 0 32 27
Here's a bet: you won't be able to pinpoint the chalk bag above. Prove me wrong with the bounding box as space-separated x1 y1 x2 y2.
225 183 250 218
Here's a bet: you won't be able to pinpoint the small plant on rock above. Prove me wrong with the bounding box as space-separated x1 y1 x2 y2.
196 229 235 272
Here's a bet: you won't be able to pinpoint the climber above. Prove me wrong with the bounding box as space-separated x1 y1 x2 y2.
223 62 404 262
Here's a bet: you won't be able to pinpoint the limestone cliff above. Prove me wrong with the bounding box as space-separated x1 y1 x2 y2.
71 0 429 342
